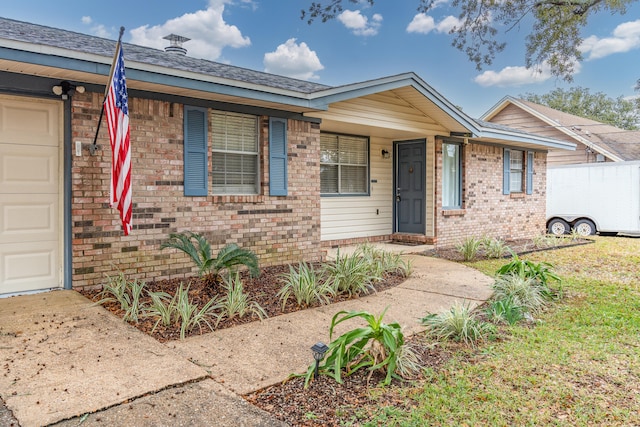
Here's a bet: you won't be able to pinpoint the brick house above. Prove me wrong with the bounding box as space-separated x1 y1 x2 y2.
482 96 640 165
0 18 574 295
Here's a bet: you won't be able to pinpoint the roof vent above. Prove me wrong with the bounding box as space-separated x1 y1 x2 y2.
163 34 190 55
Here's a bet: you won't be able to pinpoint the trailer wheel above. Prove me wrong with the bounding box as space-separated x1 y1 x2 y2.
573 219 596 236
548 218 570 235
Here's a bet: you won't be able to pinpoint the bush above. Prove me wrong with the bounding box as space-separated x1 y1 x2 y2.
485 297 525 325
324 250 381 297
303 308 420 387
94 272 146 323
217 273 266 323
496 253 561 289
482 237 511 259
161 231 259 279
456 236 483 261
277 262 334 309
492 274 550 314
359 244 413 277
421 301 489 347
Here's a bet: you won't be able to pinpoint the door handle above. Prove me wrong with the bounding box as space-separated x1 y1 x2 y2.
396 195 401 202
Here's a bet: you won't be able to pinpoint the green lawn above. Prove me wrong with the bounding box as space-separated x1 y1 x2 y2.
366 236 640 426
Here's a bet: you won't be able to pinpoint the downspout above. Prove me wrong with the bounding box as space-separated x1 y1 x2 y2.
63 97 72 289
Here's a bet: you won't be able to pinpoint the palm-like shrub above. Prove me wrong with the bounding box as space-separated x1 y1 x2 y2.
161 231 259 278
277 262 334 309
304 308 420 387
421 301 489 347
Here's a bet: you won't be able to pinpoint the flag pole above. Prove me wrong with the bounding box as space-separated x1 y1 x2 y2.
91 26 125 154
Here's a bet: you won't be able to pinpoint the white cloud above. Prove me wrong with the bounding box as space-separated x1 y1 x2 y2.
474 63 559 87
337 10 382 36
81 16 113 39
580 19 640 60
263 38 324 80
129 0 250 61
406 13 460 34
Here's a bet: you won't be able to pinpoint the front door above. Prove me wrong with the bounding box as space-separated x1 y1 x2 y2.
395 140 425 234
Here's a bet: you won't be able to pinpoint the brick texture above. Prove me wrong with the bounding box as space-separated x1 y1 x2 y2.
434 140 547 248
70 92 323 289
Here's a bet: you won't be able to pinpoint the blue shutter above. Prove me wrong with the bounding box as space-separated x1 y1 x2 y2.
526 151 534 195
503 148 511 195
269 117 288 196
184 106 208 196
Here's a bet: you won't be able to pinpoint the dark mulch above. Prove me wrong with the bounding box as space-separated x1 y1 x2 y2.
420 237 593 262
80 265 407 343
244 337 462 427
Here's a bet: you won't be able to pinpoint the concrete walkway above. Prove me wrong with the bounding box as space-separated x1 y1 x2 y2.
0 251 493 427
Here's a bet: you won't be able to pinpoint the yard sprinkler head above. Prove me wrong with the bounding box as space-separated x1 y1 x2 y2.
311 342 329 379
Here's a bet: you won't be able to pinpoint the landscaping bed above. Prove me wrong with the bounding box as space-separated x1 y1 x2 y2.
80 266 407 343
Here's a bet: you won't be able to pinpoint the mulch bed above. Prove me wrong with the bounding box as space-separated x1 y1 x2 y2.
79 237 589 426
80 265 407 343
244 337 461 427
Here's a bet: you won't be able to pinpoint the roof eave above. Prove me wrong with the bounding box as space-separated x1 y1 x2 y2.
0 39 322 111
477 127 577 151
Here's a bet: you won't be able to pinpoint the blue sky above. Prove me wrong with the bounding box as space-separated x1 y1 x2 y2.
3 0 639 117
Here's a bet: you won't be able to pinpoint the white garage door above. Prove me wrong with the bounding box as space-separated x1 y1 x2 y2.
0 95 62 295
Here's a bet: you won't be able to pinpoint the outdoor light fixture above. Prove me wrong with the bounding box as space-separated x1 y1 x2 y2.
381 149 390 159
52 81 85 100
311 342 329 379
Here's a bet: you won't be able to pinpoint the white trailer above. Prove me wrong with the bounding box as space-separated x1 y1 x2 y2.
546 161 640 236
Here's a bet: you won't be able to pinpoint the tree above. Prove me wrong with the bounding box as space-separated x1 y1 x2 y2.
522 87 640 130
301 0 634 82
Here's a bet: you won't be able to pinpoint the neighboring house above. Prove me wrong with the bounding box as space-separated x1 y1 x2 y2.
482 96 640 165
0 18 574 295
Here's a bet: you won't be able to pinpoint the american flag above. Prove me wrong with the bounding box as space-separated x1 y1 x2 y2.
104 44 132 235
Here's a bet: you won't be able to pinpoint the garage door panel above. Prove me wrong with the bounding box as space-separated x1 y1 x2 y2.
0 99 60 146
0 241 59 294
0 144 58 193
0 95 61 294
1 195 58 244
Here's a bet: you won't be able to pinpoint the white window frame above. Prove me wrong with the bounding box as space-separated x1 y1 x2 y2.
211 110 260 195
320 133 369 196
510 149 524 193
442 142 462 209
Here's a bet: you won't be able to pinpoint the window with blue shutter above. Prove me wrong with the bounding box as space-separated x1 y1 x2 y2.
269 117 288 196
526 151 534 195
184 106 208 196
503 148 511 195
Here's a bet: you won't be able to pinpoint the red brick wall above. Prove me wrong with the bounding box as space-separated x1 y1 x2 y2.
434 140 547 248
70 92 322 289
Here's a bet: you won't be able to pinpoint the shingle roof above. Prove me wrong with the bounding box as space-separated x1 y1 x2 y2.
514 98 640 161
0 17 330 94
